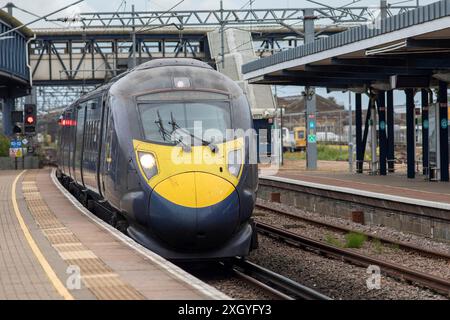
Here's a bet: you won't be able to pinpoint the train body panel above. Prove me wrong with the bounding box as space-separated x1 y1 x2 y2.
57 58 258 260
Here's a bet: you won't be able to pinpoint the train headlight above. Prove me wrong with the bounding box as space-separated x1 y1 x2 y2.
138 152 158 180
227 149 242 177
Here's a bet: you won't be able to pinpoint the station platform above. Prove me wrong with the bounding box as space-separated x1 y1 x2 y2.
270 170 450 207
0 169 228 300
258 167 450 241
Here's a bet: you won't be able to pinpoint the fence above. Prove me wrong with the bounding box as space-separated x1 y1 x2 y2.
282 110 422 146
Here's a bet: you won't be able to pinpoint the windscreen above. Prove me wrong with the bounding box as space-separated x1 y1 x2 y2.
138 101 231 144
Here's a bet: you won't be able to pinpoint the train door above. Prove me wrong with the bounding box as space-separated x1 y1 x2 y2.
82 98 101 193
99 95 120 207
99 97 110 198
74 103 87 186
60 111 68 175
68 109 76 179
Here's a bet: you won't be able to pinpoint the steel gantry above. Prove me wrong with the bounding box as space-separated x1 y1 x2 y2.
35 85 95 112
50 5 420 28
28 3 421 112
31 4 421 87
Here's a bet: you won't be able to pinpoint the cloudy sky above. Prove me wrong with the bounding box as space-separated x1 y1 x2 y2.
1 0 436 107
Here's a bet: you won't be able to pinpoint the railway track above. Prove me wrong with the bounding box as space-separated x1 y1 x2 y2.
255 221 450 297
255 202 450 261
230 258 331 300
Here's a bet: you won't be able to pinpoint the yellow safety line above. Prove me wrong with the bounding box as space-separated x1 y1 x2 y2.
11 170 74 300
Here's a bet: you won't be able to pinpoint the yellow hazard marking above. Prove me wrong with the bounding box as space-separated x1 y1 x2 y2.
153 172 235 208
11 170 74 300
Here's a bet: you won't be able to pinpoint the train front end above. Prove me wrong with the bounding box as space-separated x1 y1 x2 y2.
115 60 258 260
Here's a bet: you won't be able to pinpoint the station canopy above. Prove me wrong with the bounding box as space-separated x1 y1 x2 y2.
242 0 450 92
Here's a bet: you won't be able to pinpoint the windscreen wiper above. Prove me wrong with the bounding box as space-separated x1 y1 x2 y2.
155 110 191 152
155 110 171 141
169 112 219 153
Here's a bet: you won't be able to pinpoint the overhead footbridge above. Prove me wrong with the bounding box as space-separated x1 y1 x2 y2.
243 0 450 182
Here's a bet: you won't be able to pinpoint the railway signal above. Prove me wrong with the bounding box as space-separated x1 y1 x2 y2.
23 104 37 135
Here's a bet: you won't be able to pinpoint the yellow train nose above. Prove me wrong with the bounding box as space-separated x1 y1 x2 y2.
150 172 240 250
153 172 235 208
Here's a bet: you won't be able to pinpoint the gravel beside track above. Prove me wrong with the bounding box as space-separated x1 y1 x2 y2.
256 199 450 254
249 236 446 300
253 205 450 281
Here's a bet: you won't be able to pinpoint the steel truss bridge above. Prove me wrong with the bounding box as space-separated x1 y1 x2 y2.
29 4 420 112
52 6 419 27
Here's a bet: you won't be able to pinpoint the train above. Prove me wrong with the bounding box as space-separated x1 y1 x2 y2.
293 127 307 151
56 58 259 260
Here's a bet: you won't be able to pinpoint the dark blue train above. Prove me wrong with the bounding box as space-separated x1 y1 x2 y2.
57 59 258 260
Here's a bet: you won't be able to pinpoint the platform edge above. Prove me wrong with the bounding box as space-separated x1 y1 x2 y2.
260 175 450 211
50 169 230 300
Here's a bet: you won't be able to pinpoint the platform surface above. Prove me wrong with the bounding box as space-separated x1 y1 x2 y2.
0 169 227 300
265 169 450 205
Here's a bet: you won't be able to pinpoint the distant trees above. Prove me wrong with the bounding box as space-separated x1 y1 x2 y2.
0 134 9 157
327 96 337 104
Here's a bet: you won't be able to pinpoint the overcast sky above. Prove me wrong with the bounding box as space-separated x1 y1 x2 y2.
1 0 436 107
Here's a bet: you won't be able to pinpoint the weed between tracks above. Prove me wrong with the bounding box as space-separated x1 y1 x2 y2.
373 238 383 254
345 232 367 249
325 232 367 249
325 234 344 248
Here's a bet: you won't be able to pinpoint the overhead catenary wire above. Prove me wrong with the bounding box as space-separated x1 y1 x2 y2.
0 0 85 38
137 0 185 33
1 3 66 28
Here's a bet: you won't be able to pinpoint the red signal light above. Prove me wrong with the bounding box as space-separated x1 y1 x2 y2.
59 119 76 127
26 116 35 124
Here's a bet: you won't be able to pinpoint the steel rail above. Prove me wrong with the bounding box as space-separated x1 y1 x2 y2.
255 221 450 297
255 202 450 261
231 257 332 300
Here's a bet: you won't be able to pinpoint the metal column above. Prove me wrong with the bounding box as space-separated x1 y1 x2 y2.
25 87 37 105
131 4 137 68
348 92 353 172
438 81 449 182
386 90 395 173
421 89 429 176
405 89 416 179
377 91 387 175
355 93 363 173
370 95 378 175
304 8 317 170
2 97 14 136
220 0 225 69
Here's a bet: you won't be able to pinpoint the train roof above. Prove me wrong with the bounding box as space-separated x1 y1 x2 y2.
135 58 213 71
64 59 223 111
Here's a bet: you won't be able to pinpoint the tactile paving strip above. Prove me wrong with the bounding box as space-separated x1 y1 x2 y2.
22 171 145 300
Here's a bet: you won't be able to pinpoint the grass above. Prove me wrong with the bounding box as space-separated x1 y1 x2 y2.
372 238 383 254
283 143 374 162
325 232 368 249
284 144 349 161
0 134 9 157
325 234 344 248
345 232 367 249
388 243 400 251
